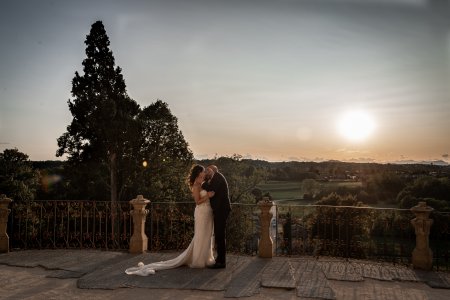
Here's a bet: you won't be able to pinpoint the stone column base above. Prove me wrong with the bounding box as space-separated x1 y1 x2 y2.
0 235 9 253
130 237 148 254
412 248 433 270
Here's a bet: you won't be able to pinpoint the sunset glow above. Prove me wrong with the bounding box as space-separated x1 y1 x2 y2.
337 110 376 142
0 0 449 164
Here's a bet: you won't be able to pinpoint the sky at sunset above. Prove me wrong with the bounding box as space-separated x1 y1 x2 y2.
1 0 449 164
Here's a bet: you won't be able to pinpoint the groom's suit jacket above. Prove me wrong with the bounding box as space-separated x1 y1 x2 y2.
202 172 231 215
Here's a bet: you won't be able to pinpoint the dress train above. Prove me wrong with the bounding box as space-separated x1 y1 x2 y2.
125 198 215 276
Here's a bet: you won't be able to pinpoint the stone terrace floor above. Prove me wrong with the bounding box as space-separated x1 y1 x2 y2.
1 249 450 299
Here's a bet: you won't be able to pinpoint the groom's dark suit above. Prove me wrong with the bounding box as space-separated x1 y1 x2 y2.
202 171 231 266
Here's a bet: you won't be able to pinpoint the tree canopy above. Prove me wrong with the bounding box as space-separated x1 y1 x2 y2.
200 154 267 204
56 21 192 202
0 148 39 203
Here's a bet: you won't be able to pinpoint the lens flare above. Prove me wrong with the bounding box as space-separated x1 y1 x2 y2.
41 174 62 193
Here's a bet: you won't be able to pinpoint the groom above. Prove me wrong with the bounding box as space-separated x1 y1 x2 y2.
202 165 231 269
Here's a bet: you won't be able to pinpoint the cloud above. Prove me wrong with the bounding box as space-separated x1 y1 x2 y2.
194 153 212 160
336 148 371 154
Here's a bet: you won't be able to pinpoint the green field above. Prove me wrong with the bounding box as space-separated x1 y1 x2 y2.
256 181 303 200
256 180 363 204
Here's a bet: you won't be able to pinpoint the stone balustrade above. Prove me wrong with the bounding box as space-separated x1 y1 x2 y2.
411 201 434 270
0 195 442 270
129 195 150 254
258 197 274 258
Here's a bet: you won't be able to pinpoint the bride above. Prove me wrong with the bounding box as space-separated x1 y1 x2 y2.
125 164 216 276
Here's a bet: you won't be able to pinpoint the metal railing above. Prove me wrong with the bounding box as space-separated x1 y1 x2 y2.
6 200 449 271
8 200 132 250
6 200 260 255
273 204 450 271
145 202 259 255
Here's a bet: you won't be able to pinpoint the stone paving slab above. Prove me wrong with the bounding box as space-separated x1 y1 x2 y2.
47 269 86 279
189 255 244 291
181 267 230 291
1 250 450 300
78 252 197 290
414 270 450 289
295 260 336 300
319 261 364 282
0 249 127 276
79 253 245 292
386 264 421 282
188 267 232 291
350 261 394 281
261 258 297 289
224 257 270 298
78 252 148 289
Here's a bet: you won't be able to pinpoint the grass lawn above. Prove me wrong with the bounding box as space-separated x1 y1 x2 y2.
256 181 303 200
257 180 363 202
257 180 400 208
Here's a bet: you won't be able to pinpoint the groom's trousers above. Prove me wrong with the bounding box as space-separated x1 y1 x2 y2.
214 210 230 265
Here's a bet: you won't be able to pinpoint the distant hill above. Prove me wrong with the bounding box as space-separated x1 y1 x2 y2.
390 160 449 166
32 160 66 169
33 158 449 174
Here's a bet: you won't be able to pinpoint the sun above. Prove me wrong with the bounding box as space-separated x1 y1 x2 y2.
337 110 375 142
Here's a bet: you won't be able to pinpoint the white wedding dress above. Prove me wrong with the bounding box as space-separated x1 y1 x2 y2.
125 192 215 276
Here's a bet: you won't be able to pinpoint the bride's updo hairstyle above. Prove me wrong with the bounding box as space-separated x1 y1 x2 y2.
188 164 205 188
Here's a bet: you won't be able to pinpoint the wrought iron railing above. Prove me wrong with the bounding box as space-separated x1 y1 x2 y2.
6 200 449 271
8 200 132 250
274 205 415 259
273 204 450 271
429 210 450 271
145 202 259 255
7 200 260 255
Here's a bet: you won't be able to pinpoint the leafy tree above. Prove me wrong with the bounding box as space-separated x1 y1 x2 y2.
202 155 267 204
34 161 66 200
56 20 140 203
397 176 450 209
356 190 376 204
301 178 320 199
123 100 193 202
0 148 39 203
310 193 371 258
366 172 407 204
397 191 420 209
63 161 110 200
251 188 263 201
315 192 360 206
267 163 318 181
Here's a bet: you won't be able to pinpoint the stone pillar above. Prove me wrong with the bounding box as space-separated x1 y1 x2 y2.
410 201 434 270
129 195 150 254
0 194 13 253
258 197 273 258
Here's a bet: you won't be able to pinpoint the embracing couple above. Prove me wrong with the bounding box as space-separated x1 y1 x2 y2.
125 164 231 276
